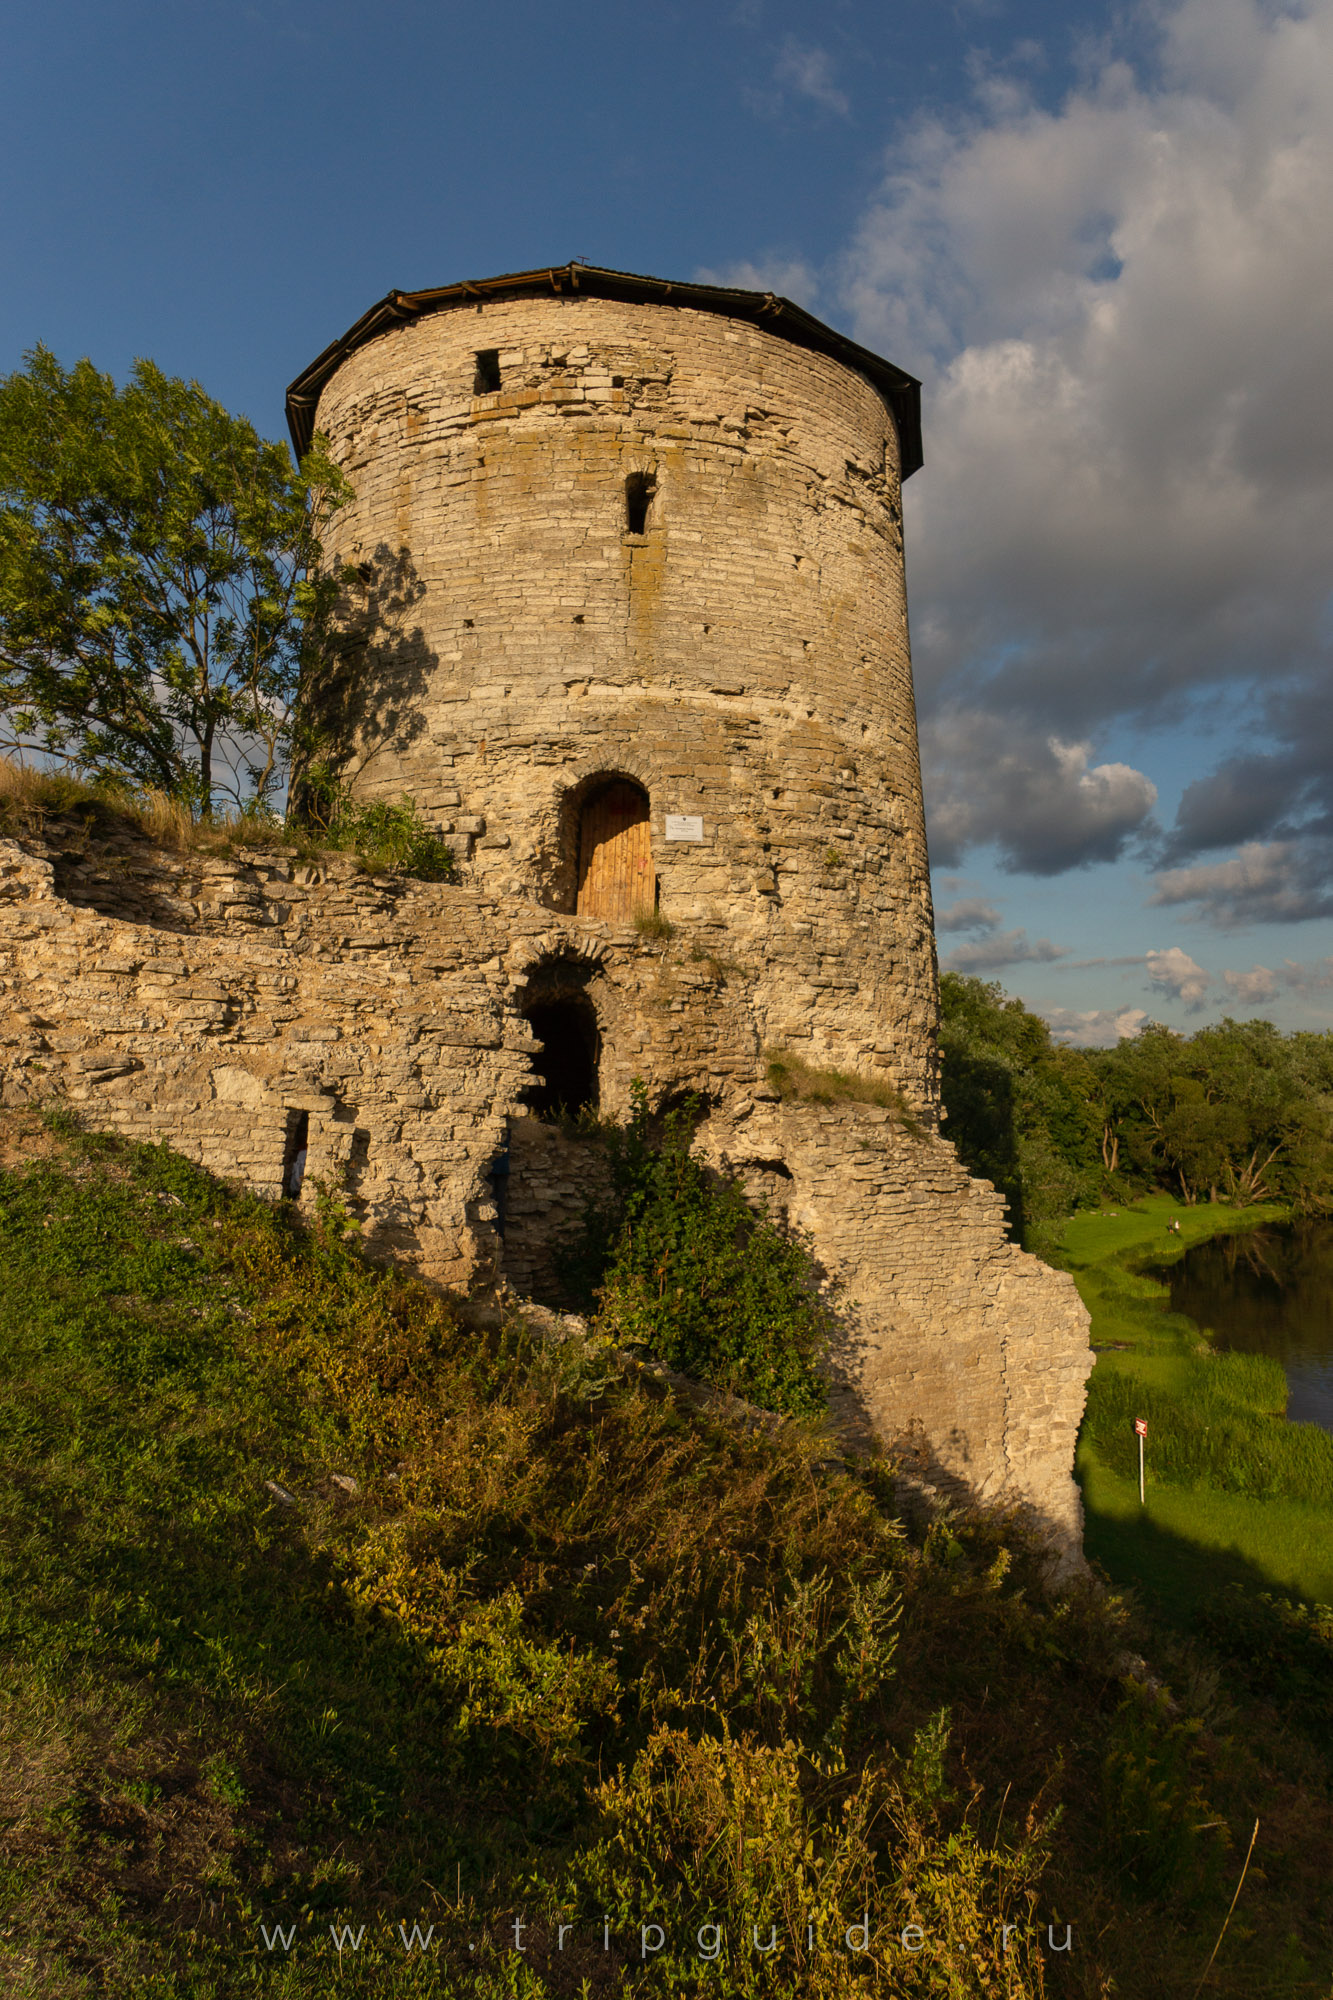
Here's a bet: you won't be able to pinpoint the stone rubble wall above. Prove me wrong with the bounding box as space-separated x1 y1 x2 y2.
0 823 1092 1555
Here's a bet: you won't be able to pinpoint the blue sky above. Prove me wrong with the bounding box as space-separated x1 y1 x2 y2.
5 0 1332 1042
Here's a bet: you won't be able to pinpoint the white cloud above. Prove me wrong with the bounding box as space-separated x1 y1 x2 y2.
1150 840 1333 926
1043 1006 1149 1047
936 895 1002 932
1145 944 1211 1009
941 926 1069 973
924 713 1157 872
833 0 1333 891
1222 963 1278 1003
743 38 850 123
1276 956 1333 993
772 39 851 118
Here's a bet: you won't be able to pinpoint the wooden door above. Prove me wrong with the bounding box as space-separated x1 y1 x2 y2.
577 782 653 921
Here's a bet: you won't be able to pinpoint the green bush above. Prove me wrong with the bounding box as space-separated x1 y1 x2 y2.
558 1087 833 1418
1193 1585 1333 1749
1101 1687 1228 1904
297 763 457 880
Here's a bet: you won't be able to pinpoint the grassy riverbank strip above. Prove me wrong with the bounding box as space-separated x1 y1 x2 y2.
1054 1195 1333 1613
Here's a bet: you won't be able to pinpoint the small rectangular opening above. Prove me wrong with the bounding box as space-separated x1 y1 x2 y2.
625 470 657 535
282 1110 309 1199
474 349 501 394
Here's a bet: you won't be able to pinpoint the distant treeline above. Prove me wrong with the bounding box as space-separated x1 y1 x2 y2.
939 974 1333 1241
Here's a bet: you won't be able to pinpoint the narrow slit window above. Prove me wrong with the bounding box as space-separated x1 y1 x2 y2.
625 471 657 535
474 349 501 394
282 1110 309 1199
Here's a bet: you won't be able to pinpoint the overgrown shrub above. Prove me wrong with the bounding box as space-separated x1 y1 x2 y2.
1193 1585 1333 1750
1101 1688 1228 1904
557 1086 833 1417
2 1111 1331 1994
299 764 456 880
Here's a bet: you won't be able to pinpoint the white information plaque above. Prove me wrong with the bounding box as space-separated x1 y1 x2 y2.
664 814 705 842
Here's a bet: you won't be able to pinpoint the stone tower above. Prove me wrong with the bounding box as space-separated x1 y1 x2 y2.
287 263 940 1116
0 265 1092 1577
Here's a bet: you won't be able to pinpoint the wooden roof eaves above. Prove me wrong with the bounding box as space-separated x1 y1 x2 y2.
285 262 923 478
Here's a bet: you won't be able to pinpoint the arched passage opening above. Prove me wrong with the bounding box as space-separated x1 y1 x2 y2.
576 779 653 922
504 959 609 1301
523 992 600 1120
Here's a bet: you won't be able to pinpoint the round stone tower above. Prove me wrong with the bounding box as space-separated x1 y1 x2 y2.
287 264 939 1115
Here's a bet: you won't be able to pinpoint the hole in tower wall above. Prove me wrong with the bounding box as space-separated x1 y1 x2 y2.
282 1111 309 1199
523 998 600 1120
474 349 501 394
625 471 657 534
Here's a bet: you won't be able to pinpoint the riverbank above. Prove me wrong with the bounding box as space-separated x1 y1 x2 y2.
1054 1195 1333 1616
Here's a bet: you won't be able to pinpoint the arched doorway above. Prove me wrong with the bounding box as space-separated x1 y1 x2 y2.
576 780 653 922
523 994 600 1120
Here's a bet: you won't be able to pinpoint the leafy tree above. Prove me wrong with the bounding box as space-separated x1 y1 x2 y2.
938 975 1101 1238
939 979 1333 1227
0 345 351 813
1096 1017 1333 1209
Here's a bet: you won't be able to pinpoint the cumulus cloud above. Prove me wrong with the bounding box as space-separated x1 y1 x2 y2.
1145 945 1211 1009
744 38 850 122
1043 1006 1149 1047
941 927 1069 973
935 895 1002 932
924 712 1157 872
772 38 850 117
691 254 822 313
1274 957 1333 994
1223 964 1278 1003
832 0 1333 892
1150 840 1333 927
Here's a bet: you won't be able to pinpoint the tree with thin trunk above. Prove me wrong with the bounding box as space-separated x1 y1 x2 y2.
0 345 351 815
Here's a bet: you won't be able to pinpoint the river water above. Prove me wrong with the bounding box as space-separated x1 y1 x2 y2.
1155 1222 1333 1433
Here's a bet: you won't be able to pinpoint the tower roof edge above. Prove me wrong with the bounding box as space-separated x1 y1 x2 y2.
284 261 922 476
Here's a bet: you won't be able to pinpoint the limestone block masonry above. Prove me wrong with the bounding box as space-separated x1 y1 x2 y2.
0 266 1094 1560
293 268 937 1109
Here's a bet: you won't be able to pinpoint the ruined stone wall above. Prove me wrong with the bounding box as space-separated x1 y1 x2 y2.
308 294 939 1116
0 822 1092 1555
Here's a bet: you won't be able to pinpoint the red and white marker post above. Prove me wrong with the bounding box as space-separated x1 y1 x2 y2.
1134 1417 1148 1505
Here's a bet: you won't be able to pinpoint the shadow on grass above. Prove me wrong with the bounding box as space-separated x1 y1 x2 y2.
1081 1491 1288 1627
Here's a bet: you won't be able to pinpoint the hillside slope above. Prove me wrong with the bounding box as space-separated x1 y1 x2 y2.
0 1110 1330 1997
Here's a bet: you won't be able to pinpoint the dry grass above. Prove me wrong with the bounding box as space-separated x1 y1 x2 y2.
765 1048 923 1132
0 757 272 857
632 905 675 940
0 757 455 880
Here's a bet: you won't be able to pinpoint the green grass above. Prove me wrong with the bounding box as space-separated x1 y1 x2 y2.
2 1117 1333 1996
1077 1452 1333 1618
1052 1195 1333 1613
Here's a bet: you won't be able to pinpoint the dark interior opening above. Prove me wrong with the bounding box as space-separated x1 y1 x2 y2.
474 348 501 394
486 1130 510 1237
625 470 657 534
282 1110 309 1199
524 997 599 1120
